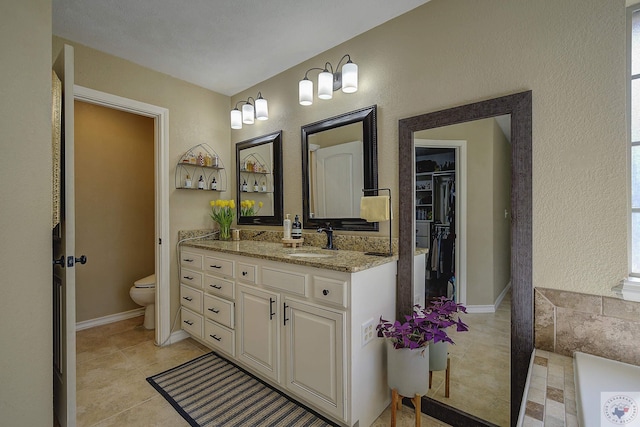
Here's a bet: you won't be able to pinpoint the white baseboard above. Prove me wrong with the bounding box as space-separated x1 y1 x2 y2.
157 329 189 347
76 308 145 331
466 282 512 314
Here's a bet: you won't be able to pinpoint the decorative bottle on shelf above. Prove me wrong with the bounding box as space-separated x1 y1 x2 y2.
261 180 267 192
213 154 219 168
241 179 248 192
292 214 302 239
197 152 204 166
197 175 205 189
204 153 212 167
210 177 217 190
184 174 192 188
283 214 292 239
253 180 259 192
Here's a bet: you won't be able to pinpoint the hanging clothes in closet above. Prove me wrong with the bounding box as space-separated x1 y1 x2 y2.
428 225 455 280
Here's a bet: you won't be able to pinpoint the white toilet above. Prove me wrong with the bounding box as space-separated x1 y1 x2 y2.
129 273 156 329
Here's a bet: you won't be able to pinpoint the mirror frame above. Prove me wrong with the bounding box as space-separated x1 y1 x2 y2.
398 91 532 427
301 105 378 231
236 130 284 226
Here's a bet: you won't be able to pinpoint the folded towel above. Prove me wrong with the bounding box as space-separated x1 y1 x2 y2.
360 196 391 222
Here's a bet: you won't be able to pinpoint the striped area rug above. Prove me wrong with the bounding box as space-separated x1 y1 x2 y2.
146 352 339 427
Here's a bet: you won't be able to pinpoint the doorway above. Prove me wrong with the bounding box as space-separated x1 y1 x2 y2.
74 86 170 346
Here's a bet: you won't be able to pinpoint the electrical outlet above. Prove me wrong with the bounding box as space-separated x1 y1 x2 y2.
361 318 375 347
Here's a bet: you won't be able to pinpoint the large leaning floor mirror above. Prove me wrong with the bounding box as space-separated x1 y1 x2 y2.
398 91 532 427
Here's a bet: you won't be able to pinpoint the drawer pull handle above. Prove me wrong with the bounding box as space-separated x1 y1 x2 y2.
209 334 221 341
208 308 220 314
210 265 222 269
183 258 194 262
210 284 222 289
269 298 275 320
183 320 194 326
182 296 193 302
242 271 248 276
283 303 289 326
183 276 194 280
322 289 330 296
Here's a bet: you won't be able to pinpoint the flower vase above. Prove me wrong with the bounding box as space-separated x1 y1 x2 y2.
386 340 430 397
218 222 231 241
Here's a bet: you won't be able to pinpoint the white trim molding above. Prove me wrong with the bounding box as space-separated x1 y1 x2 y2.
613 277 640 302
76 308 144 331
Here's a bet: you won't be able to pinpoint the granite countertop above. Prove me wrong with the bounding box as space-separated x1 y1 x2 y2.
181 239 404 273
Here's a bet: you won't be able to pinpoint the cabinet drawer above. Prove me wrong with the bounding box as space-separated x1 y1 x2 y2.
180 250 203 270
313 276 347 308
204 319 235 356
204 275 235 299
205 255 234 278
180 285 203 313
203 294 234 328
237 262 257 284
262 266 307 296
181 307 203 338
180 268 203 289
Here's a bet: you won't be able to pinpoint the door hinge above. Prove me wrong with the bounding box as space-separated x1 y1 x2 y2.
158 238 162 245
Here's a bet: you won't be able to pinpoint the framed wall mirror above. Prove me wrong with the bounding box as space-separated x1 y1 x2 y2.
236 131 283 226
302 105 378 231
398 92 532 427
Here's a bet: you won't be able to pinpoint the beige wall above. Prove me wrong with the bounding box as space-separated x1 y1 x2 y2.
0 1 53 425
75 101 155 322
231 0 627 298
492 121 511 303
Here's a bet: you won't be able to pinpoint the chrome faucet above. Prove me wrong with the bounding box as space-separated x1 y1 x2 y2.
317 223 336 250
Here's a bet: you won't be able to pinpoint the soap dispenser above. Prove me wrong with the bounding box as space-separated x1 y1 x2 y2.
253 180 259 192
283 214 292 239
197 175 205 189
292 214 302 239
241 179 248 192
210 177 217 190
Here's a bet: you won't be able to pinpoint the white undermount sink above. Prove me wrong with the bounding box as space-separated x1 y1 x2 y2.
288 252 335 258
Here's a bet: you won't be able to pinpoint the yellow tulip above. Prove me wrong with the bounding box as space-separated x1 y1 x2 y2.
210 200 216 207
230 200 235 209
258 201 264 208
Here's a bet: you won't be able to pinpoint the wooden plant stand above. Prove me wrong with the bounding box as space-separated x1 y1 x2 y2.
391 388 422 427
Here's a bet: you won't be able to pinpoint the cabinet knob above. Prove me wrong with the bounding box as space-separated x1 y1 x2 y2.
322 289 330 296
242 271 248 276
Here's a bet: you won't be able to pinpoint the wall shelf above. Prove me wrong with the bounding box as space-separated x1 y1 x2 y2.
175 143 227 191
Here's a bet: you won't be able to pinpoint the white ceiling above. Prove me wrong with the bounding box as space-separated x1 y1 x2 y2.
53 0 430 96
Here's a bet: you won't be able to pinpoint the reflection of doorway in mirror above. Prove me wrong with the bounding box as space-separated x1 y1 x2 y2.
310 140 363 218
415 139 466 305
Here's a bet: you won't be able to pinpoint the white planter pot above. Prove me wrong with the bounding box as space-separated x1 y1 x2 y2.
429 341 449 371
386 340 430 397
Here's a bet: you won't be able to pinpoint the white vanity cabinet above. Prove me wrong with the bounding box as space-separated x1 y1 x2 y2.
179 246 396 427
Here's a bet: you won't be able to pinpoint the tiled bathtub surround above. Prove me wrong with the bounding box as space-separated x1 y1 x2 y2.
178 228 399 254
522 349 577 427
535 287 640 366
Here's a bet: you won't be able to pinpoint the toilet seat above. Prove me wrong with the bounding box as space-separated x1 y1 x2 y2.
134 273 156 288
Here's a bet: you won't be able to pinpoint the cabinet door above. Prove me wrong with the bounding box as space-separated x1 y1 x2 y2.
236 284 280 382
284 299 345 420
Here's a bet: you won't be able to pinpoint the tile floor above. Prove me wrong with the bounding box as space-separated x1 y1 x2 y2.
75 316 451 427
426 293 512 426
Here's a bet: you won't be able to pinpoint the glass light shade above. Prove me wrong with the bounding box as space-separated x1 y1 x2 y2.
255 97 268 120
230 109 242 129
318 71 333 99
299 79 313 106
341 61 358 93
242 103 254 124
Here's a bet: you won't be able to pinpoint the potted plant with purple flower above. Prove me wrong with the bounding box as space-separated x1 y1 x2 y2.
376 297 468 397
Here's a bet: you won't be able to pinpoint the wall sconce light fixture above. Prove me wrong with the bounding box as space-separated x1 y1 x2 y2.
299 54 358 106
230 92 268 129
